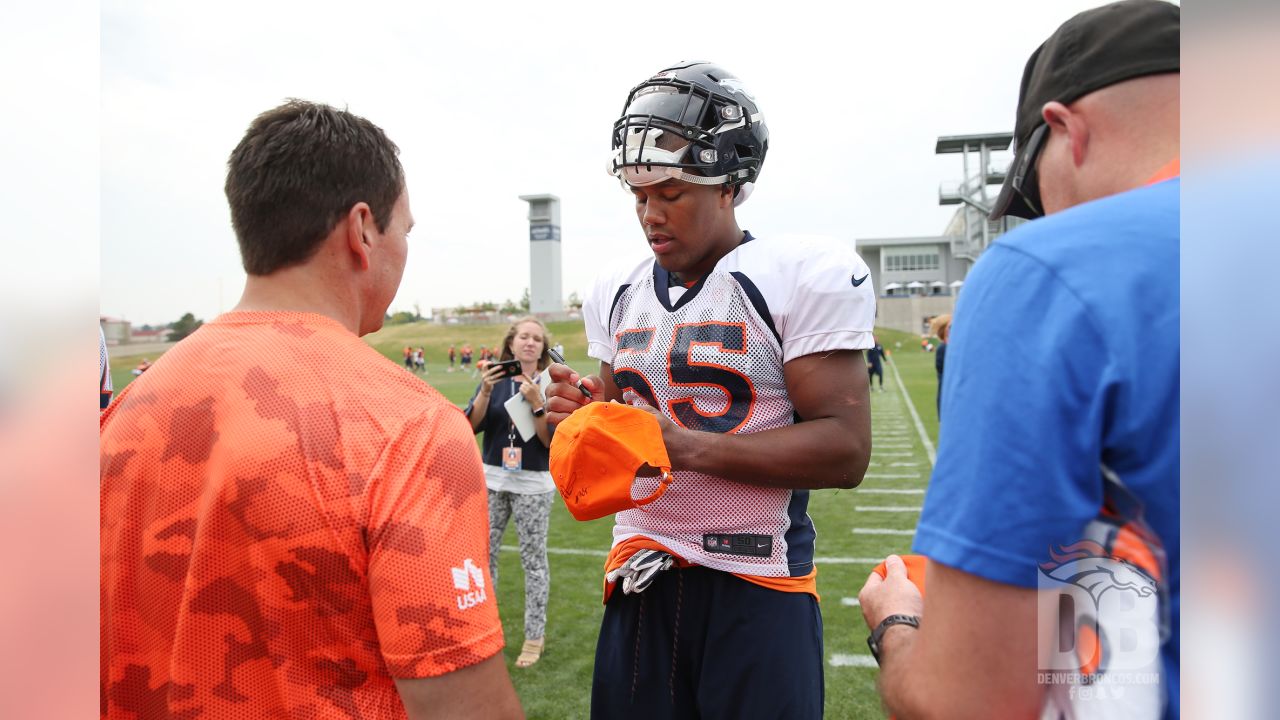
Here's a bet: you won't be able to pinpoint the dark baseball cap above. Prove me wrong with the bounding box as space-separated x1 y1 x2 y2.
990 0 1180 220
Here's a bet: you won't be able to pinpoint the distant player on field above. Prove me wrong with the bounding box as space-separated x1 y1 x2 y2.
546 61 875 719
866 336 888 392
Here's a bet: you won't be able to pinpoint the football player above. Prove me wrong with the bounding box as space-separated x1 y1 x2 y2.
546 61 876 719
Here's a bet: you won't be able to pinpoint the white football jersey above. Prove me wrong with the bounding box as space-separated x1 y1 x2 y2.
584 232 876 577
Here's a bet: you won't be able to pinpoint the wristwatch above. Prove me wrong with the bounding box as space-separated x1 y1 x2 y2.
532 406 546 418
866 614 920 665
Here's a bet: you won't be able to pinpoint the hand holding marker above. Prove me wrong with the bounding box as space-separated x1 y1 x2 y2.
546 347 593 400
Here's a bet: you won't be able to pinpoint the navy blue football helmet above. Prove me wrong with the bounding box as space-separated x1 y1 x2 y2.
609 61 768 202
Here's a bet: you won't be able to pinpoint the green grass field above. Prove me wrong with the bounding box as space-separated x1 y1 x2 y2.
107 320 945 718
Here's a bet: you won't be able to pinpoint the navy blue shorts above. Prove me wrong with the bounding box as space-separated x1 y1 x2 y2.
591 565 824 720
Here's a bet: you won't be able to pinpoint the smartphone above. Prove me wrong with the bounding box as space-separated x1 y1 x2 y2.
489 359 523 379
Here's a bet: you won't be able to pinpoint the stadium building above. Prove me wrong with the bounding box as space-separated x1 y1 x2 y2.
100 316 131 345
858 132 1026 335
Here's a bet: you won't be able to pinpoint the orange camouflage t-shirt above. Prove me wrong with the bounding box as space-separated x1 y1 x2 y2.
100 311 503 719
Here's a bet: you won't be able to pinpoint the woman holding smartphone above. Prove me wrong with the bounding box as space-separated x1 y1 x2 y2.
465 316 555 668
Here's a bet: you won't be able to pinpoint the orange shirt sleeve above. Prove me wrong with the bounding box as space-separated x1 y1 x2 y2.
366 405 505 678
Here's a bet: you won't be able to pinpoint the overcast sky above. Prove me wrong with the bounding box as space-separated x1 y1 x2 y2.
101 0 1115 326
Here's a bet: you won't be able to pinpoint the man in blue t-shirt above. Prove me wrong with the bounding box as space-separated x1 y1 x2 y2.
857 2 1181 718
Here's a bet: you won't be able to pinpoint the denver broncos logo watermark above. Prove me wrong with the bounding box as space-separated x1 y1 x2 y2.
1036 537 1165 717
1042 539 1158 609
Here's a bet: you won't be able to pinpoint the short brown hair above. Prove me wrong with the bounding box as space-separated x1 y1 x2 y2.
224 100 404 276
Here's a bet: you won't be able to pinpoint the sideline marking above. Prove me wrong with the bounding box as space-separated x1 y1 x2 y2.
830 654 878 668
864 473 921 479
502 546 607 557
888 357 936 467
841 597 861 607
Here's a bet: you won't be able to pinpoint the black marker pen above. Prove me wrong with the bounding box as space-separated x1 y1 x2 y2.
546 347 593 400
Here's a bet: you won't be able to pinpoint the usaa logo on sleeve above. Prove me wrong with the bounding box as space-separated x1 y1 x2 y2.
451 558 487 610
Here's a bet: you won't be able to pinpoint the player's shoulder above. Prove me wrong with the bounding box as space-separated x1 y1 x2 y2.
735 233 866 275
586 254 652 308
731 233 870 300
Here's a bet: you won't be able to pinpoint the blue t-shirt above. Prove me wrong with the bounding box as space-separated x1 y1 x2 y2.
913 178 1179 716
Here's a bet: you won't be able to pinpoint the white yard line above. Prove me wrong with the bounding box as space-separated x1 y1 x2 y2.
852 527 915 535
863 473 921 479
829 654 878 668
502 546 608 557
840 597 861 607
887 357 936 467
872 451 914 457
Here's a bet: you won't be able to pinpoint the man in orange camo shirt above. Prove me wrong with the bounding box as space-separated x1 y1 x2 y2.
100 100 522 720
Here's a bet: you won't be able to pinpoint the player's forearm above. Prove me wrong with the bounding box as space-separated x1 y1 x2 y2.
667 416 869 489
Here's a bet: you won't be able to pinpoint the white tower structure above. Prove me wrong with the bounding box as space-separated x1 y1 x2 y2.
936 132 1022 262
518 194 563 317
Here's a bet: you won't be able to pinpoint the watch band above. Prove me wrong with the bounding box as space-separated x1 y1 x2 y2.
866 614 920 665
532 406 547 418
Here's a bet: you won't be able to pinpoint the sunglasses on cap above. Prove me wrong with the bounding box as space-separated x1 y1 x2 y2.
1008 123 1049 219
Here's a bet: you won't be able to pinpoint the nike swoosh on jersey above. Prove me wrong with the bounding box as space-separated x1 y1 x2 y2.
851 274 869 287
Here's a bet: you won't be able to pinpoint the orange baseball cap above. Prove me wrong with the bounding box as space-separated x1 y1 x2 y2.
872 554 928 596
549 402 673 522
